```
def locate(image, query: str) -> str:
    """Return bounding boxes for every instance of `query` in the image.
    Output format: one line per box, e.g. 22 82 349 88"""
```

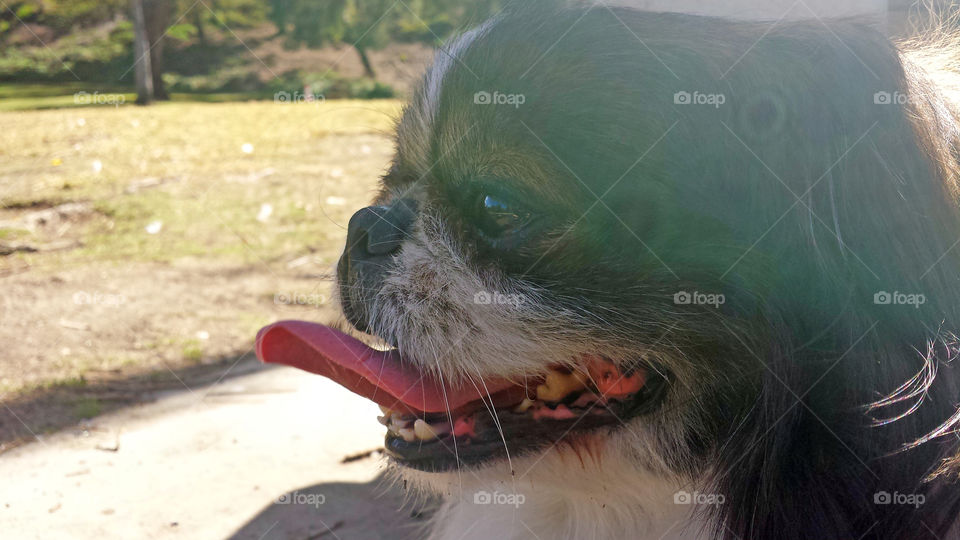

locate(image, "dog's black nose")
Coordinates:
338 199 418 332
344 199 417 260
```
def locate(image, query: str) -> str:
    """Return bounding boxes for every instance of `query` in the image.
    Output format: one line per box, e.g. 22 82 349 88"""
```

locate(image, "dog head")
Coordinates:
263 3 960 538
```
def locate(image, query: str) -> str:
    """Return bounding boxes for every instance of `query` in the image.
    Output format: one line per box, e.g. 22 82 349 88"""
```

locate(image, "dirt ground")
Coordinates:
0 100 400 451
0 259 341 449
0 353 434 539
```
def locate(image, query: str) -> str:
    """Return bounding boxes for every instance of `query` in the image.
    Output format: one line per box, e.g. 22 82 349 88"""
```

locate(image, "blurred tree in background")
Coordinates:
0 0 127 37
269 0 502 79
177 0 268 45
271 0 394 78
130 0 172 103
0 0 503 103
392 0 502 42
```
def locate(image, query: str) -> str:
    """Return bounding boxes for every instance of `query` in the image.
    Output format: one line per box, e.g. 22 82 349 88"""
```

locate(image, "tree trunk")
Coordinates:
192 9 205 46
130 0 153 104
144 0 173 101
355 45 376 79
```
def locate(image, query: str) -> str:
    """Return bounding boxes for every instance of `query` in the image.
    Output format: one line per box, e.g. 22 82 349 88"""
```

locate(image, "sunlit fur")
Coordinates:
335 3 960 538
398 445 704 540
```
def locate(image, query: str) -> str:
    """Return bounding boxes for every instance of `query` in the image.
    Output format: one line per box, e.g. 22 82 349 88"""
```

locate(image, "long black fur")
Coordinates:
413 3 960 538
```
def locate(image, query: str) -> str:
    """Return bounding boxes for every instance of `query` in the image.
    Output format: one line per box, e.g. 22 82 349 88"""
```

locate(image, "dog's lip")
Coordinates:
255 320 530 415
383 367 665 471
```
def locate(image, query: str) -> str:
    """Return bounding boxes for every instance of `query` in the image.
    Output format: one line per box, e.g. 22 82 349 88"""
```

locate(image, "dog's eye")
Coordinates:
476 194 534 240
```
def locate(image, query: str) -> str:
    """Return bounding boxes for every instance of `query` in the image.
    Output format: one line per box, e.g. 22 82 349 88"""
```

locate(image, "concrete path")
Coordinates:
0 360 428 539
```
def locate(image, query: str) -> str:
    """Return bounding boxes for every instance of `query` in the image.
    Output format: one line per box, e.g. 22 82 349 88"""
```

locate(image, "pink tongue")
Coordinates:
255 320 524 415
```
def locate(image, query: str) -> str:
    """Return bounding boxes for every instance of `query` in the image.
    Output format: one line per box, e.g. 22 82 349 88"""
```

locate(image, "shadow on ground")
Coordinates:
229 473 438 540
0 350 262 452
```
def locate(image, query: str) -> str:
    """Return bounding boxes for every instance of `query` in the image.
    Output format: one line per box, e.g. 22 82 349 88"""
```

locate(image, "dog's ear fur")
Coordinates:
442 8 960 536
391 3 960 537
700 18 960 540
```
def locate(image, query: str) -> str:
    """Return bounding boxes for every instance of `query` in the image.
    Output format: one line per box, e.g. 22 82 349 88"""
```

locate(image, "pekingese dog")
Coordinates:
257 2 960 538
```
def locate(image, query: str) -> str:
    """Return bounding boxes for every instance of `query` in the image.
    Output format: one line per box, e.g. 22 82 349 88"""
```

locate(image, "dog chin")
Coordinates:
393 420 680 486
392 427 705 540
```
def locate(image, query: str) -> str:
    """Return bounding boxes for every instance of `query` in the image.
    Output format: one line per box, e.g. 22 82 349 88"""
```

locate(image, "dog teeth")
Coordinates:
380 410 413 433
536 369 586 402
389 416 411 431
378 411 451 442
379 405 393 415
513 397 536 413
413 419 438 440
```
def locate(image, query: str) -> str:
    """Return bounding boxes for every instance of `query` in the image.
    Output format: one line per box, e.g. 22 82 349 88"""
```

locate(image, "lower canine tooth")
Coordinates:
514 398 535 413
414 419 438 440
398 427 416 442
377 415 389 426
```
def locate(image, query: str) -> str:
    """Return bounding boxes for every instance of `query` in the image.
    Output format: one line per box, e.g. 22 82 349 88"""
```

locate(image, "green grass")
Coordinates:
0 83 269 111
181 341 205 363
0 98 401 269
0 83 128 99
0 98 396 399
72 396 102 420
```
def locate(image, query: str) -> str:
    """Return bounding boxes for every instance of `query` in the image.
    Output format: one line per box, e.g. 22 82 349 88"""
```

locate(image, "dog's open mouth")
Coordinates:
256 321 667 471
